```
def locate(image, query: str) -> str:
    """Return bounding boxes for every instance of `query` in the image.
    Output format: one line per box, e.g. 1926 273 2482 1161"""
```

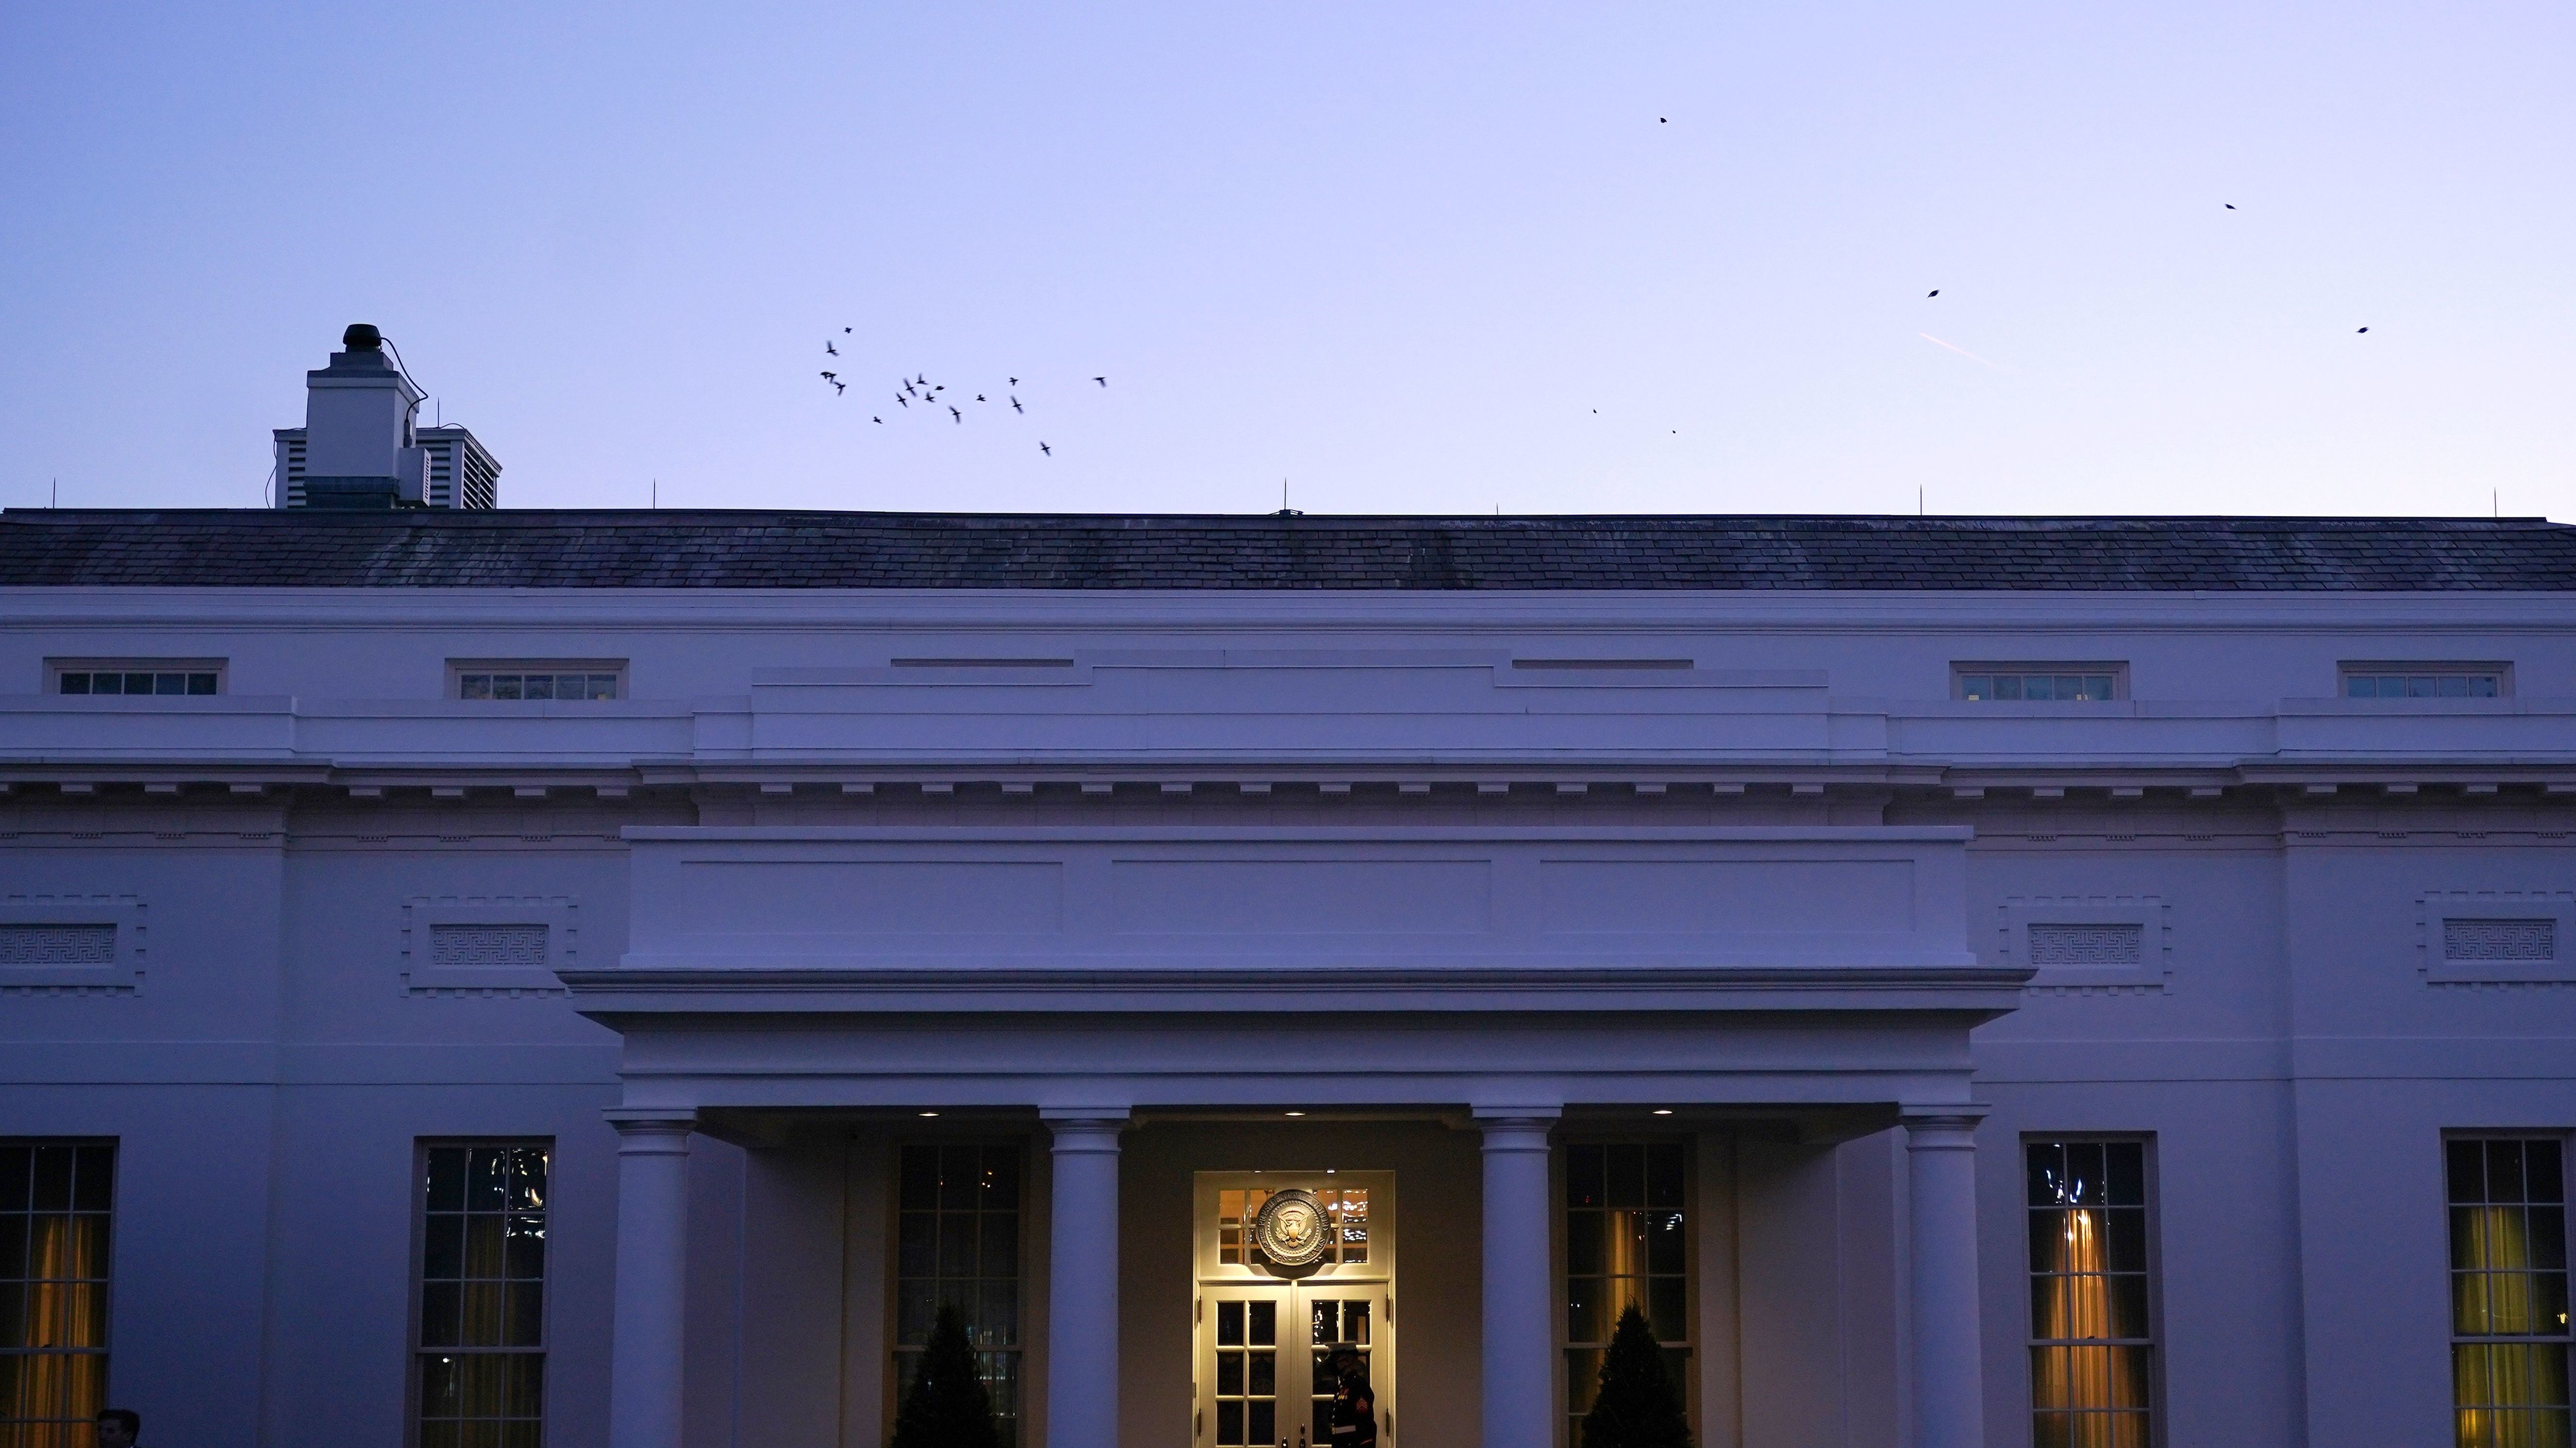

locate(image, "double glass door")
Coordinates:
1200 1283 1387 1448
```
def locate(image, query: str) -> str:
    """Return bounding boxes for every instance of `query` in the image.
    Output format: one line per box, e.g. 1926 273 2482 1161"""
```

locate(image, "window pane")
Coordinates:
493 676 522 700
58 674 90 694
1606 1145 1645 1208
460 675 493 700
1566 1145 1604 1208
2347 676 2377 698
1645 1145 1685 1208
187 673 218 694
1995 675 2023 700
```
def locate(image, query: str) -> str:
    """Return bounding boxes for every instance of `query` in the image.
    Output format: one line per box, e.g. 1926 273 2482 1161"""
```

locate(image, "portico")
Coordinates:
567 822 2022 1448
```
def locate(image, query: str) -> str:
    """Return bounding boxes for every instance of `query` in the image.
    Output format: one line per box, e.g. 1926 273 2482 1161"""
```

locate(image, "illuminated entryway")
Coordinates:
1194 1172 1395 1448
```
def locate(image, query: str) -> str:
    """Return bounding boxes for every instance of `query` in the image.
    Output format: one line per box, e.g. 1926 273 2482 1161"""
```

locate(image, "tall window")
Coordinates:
0 1142 114 1448
416 1142 549 1448
895 1142 1023 1445
2449 1137 2570 1448
1563 1142 1689 1448
2027 1138 2155 1448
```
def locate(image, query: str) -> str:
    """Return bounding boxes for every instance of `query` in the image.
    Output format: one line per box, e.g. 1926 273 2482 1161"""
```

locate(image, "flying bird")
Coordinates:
1010 396 1023 413
949 406 962 422
897 395 908 407
2358 327 2369 333
825 340 838 355
843 327 852 333
1008 377 1018 386
872 416 882 424
1660 117 1667 123
1039 442 1051 456
2225 203 2236 210
976 394 986 402
1928 289 1940 297
830 380 845 395
1093 376 1107 387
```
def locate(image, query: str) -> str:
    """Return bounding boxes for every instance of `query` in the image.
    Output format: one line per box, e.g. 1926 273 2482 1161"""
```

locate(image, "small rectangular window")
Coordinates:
2342 664 2509 699
2448 1136 2570 1448
48 661 222 696
1563 1141 1690 1447
894 1141 1024 1446
2027 1138 2157 1448
1957 667 2123 702
416 1141 550 1448
0 1141 116 1445
450 663 625 702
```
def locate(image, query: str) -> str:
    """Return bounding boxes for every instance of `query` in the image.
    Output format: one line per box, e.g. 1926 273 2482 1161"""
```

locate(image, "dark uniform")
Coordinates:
1328 1358 1378 1448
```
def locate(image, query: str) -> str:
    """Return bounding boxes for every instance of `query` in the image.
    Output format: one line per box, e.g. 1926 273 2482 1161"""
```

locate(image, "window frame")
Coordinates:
884 1134 1031 1448
1558 1137 1695 1448
447 660 629 703
45 658 226 697
2443 1131 2572 1448
1952 663 2128 703
408 1137 554 1448
2339 662 2513 700
2022 1134 2165 1448
0 1138 118 1446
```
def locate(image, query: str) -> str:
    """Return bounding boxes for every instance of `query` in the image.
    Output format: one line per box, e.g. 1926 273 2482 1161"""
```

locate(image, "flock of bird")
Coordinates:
818 328 1100 456
808 126 2377 458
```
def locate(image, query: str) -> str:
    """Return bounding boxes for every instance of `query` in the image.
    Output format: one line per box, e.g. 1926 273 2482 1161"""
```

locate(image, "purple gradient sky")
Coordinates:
3 4 2570 518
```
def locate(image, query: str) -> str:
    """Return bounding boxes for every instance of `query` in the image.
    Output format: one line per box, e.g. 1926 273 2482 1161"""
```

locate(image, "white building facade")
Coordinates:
3 508 2574 1448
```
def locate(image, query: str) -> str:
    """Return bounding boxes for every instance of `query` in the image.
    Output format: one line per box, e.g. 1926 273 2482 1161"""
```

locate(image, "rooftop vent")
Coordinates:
272 325 500 509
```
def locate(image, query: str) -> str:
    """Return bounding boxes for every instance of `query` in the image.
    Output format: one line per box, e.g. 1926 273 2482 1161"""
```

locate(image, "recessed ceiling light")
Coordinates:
1651 1109 1674 1116
1285 1111 1307 1118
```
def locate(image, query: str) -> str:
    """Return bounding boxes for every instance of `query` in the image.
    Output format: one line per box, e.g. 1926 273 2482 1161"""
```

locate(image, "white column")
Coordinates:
1903 1108 1989 1448
1044 1111 1128 1448
1478 1109 1560 1448
606 1110 696 1448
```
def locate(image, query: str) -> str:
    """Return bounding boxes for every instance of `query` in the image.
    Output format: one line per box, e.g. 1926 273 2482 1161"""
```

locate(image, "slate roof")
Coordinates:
4 510 2575 591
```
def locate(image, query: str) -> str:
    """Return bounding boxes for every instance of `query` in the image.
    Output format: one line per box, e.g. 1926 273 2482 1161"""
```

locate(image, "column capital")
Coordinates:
604 1109 698 1153
1473 1107 1560 1153
1900 1104 1989 1150
1042 1109 1130 1152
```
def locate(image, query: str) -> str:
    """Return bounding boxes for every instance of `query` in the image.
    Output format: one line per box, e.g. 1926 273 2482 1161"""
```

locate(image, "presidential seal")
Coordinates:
1251 1188 1332 1267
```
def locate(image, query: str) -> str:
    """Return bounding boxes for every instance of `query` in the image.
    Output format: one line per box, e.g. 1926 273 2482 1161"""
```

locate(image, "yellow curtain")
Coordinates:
2032 1209 2147 1417
2454 1205 2570 1448
6 1215 107 1448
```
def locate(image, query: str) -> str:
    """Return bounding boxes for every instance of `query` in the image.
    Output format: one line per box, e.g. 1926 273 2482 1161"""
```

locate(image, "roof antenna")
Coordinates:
1918 485 1925 517
51 477 58 508
1276 478 1301 517
652 479 658 510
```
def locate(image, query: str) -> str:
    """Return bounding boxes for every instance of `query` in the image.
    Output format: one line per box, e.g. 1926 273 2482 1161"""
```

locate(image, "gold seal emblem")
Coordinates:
1252 1188 1331 1267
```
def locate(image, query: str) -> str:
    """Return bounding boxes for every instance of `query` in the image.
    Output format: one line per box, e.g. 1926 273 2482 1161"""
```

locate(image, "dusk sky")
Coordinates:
3 3 2570 519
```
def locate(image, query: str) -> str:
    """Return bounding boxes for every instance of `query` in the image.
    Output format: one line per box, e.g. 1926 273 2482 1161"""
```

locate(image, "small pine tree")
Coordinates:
890 1302 1002 1448
1579 1302 1693 1448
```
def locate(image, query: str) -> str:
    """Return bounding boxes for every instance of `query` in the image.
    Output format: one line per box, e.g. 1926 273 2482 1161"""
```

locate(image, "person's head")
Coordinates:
96 1409 139 1448
1330 1347 1363 1378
